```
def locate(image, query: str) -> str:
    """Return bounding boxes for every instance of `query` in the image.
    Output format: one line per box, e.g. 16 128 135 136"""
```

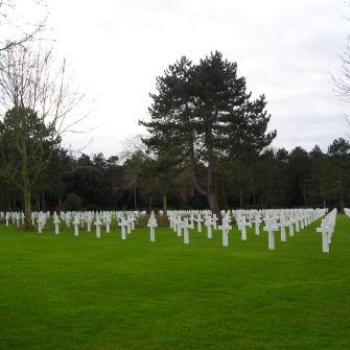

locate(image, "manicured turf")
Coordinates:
0 215 349 350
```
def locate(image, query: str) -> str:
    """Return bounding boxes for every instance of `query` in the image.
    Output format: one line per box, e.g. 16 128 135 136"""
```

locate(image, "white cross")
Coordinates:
183 218 190 245
147 212 158 242
73 216 80 237
119 217 127 240
204 215 213 239
264 218 278 250
95 215 102 239
53 213 60 235
219 215 232 248
279 214 287 242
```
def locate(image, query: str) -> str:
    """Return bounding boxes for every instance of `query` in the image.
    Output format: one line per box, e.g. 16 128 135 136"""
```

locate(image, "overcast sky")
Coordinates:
41 0 350 156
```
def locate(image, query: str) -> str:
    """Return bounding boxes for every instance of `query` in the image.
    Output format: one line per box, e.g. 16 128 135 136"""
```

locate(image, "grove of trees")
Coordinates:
0 137 349 213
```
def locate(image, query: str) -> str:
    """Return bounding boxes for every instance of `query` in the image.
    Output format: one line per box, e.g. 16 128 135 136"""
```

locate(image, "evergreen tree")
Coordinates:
141 51 276 216
0 106 59 228
328 138 350 211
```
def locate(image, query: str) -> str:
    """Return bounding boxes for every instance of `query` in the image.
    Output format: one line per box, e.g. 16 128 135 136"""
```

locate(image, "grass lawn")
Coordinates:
0 214 349 350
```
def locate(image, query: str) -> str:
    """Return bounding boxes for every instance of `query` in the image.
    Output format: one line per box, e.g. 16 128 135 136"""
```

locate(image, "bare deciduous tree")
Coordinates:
333 38 350 102
0 0 47 53
0 44 87 228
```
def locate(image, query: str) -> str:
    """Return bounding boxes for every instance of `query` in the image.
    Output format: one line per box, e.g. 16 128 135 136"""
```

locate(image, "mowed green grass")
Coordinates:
0 215 349 350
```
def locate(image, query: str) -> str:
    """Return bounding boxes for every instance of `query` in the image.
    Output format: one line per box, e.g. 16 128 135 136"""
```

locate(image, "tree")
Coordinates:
64 193 82 211
333 35 350 103
39 147 72 210
288 147 310 207
0 45 85 228
308 146 329 207
0 106 59 227
141 51 276 216
0 1 46 53
121 150 146 210
328 138 350 211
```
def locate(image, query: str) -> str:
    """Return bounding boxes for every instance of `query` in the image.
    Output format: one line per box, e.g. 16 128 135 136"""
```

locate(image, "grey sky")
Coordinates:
42 0 350 156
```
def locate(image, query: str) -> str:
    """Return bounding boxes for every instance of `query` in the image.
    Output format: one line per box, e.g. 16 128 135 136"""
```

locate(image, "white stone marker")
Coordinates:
204 215 213 239
238 216 248 241
219 215 232 248
176 216 182 237
105 216 111 233
147 211 158 242
95 215 102 239
86 217 92 232
264 219 278 250
37 213 46 234
15 214 20 228
169 213 174 230
119 218 127 240
316 219 332 254
255 216 261 235
212 214 218 230
288 218 295 237
183 218 190 245
65 214 71 228
295 217 300 233
73 216 80 237
196 214 203 233
279 215 287 242
189 214 195 229
130 215 136 230
127 216 132 234
53 213 60 235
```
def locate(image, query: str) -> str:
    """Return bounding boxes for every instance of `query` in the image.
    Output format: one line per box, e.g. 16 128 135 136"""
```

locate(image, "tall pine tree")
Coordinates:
141 51 276 215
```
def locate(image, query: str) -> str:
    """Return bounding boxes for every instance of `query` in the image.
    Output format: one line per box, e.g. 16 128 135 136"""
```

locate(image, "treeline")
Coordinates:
0 137 349 212
0 49 349 220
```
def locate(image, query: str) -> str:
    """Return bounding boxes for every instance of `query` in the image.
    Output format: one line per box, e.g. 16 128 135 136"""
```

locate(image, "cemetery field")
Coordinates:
0 216 349 350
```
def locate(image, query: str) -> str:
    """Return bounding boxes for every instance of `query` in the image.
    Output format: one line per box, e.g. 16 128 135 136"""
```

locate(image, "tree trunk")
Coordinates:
162 192 167 212
42 192 46 212
207 159 221 219
23 187 32 229
239 191 244 208
339 187 345 212
133 184 137 210
58 195 62 210
36 195 40 211
303 182 307 207
339 172 344 212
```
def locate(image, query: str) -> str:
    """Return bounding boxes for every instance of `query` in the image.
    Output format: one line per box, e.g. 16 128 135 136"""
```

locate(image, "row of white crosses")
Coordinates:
168 212 191 244
316 208 337 253
167 208 326 250
29 210 144 238
232 209 327 250
344 208 350 218
36 212 50 233
1 212 25 227
168 210 220 243
1 209 327 251
168 210 233 246
262 209 326 250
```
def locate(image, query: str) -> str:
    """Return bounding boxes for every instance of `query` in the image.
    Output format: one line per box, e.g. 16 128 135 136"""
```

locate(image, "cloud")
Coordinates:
45 0 350 155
